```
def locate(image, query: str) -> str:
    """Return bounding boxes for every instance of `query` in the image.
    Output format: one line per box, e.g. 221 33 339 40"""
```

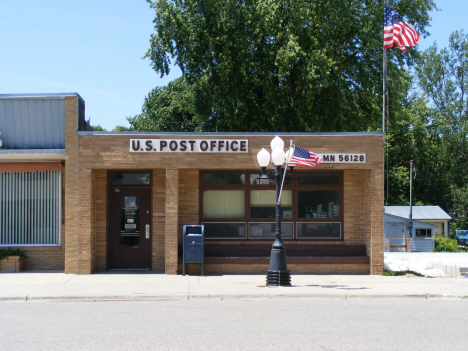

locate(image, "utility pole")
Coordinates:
408 160 413 238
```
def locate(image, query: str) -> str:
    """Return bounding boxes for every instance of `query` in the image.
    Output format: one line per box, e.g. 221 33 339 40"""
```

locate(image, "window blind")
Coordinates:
0 170 61 246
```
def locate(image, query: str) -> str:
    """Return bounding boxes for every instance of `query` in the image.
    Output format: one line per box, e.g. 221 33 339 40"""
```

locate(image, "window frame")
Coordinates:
200 170 343 241
0 169 62 247
415 228 432 238
109 171 152 188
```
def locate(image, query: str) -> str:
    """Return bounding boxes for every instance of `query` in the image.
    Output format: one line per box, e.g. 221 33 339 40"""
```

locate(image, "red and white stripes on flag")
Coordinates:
288 145 322 168
384 4 419 52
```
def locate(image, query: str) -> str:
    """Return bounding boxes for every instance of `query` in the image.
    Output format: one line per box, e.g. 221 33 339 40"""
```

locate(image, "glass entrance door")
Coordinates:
108 187 151 269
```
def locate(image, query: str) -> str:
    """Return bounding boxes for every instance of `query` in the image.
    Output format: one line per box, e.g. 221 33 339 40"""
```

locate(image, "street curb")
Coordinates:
0 293 464 303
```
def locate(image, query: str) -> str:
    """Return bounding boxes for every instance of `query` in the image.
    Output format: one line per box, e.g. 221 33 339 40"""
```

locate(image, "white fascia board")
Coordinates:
0 149 65 161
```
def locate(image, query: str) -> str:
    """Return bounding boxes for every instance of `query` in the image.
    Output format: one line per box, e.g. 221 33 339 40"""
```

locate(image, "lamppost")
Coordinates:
256 136 294 286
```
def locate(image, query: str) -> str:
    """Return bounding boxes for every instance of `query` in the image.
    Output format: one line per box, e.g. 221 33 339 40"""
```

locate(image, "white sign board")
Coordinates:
130 139 248 153
318 154 366 163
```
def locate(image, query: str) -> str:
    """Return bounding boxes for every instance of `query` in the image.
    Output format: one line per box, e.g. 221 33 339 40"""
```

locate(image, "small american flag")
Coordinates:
384 4 419 52
288 146 322 168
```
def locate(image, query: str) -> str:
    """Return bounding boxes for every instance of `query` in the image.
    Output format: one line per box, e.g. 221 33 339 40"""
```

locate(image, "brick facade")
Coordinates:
3 97 384 275
71 130 383 275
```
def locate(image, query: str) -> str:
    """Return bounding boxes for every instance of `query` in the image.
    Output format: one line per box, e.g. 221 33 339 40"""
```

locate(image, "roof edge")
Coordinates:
0 93 84 103
79 131 384 137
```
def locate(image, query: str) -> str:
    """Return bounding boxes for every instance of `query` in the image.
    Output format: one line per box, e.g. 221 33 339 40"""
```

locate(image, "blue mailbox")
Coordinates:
183 225 204 276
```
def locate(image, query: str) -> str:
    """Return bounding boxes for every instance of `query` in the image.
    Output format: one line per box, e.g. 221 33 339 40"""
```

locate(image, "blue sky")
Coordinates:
0 1 466 131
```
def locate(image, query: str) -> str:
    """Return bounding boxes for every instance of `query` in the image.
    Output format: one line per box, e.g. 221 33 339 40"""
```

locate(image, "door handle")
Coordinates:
145 224 150 239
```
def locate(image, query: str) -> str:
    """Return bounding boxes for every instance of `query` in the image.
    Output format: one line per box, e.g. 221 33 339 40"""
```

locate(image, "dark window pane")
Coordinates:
250 173 292 185
297 223 341 239
120 196 139 248
298 191 339 218
416 229 431 238
249 223 293 238
298 173 339 185
250 190 292 219
202 172 245 185
203 223 247 239
111 172 150 185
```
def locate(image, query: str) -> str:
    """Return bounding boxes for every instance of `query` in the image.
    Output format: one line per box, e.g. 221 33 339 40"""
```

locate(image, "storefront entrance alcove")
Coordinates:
108 172 152 270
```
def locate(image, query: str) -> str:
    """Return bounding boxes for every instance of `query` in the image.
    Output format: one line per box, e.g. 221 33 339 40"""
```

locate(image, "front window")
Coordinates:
200 171 342 240
297 190 339 218
203 190 245 218
250 190 292 218
416 229 432 238
0 170 61 246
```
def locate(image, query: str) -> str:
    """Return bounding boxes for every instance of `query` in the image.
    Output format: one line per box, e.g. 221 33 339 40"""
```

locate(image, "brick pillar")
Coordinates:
365 169 384 275
78 168 93 274
94 170 108 271
152 170 166 272
64 96 79 274
165 169 179 274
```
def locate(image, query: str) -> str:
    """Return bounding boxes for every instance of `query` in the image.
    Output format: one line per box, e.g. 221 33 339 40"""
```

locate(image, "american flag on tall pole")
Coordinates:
384 4 419 52
288 145 322 168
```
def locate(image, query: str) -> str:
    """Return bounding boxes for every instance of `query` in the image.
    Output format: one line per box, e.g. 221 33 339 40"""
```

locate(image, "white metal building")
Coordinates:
384 206 452 252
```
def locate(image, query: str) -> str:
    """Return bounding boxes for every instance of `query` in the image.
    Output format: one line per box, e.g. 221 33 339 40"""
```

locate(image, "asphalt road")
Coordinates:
1 299 467 350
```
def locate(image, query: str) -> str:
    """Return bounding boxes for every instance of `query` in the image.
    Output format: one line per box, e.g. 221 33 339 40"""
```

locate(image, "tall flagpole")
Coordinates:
383 0 388 136
383 0 389 205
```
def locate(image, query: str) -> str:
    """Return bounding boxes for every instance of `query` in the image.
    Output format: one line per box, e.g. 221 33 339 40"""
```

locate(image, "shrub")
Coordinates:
0 248 28 260
433 234 460 252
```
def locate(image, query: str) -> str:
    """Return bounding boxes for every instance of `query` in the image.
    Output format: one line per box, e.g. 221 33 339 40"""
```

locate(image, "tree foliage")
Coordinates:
414 31 468 226
128 77 205 132
144 0 435 132
91 124 106 131
386 30 468 232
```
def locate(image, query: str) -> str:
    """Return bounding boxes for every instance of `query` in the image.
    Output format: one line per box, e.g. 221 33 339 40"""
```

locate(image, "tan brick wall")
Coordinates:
365 169 384 275
19 247 64 270
78 134 381 172
153 170 166 272
75 133 383 275
77 168 93 274
165 169 179 274
343 170 366 245
64 96 79 273
94 170 107 271
178 170 199 242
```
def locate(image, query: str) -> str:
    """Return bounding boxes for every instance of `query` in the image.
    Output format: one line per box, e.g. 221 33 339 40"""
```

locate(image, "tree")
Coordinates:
145 0 435 132
91 124 106 131
385 30 468 231
415 30 468 186
128 77 206 132
113 77 207 132
413 30 468 225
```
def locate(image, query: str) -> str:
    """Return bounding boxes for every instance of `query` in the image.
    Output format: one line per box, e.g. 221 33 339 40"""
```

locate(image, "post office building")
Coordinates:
0 94 384 275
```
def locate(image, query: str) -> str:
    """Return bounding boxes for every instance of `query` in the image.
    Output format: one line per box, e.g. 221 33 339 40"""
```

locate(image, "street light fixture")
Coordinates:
256 136 295 286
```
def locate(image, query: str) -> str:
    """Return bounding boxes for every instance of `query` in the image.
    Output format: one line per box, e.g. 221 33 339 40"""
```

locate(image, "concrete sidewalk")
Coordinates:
1 271 468 302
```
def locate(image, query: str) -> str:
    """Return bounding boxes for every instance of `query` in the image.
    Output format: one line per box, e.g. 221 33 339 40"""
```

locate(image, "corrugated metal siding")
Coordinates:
0 98 65 149
411 238 434 252
384 206 452 220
